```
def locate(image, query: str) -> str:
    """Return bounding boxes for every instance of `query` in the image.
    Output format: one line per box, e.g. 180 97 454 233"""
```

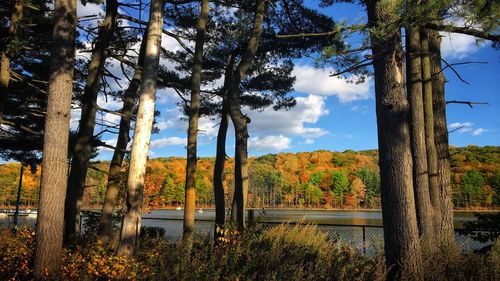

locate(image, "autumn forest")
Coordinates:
2 146 500 210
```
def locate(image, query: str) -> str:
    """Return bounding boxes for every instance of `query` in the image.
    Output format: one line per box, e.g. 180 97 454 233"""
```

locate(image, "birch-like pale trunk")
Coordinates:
97 29 148 243
183 0 210 240
34 0 76 278
117 0 164 258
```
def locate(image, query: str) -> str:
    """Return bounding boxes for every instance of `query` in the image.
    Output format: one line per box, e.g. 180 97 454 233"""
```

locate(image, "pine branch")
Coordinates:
276 24 366 40
425 23 500 42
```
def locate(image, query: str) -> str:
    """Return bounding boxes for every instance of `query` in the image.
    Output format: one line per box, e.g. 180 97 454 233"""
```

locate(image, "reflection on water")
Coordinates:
142 209 479 228
0 209 484 228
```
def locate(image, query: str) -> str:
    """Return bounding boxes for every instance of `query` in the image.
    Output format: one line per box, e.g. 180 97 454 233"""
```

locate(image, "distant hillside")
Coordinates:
1 146 499 209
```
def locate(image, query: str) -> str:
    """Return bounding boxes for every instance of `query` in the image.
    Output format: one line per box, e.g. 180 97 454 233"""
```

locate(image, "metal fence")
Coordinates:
1 211 496 255
140 217 496 255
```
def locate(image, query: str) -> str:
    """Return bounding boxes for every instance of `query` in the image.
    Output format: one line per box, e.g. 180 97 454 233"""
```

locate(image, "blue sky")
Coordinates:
73 0 499 160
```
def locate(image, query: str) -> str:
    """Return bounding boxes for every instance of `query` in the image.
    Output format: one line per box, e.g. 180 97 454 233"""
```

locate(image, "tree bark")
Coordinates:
64 0 119 241
97 28 149 243
213 53 236 240
213 107 229 238
117 0 164 258
0 0 24 125
33 0 76 278
405 26 435 244
228 0 266 230
421 30 439 211
183 0 209 240
429 29 454 245
366 1 423 280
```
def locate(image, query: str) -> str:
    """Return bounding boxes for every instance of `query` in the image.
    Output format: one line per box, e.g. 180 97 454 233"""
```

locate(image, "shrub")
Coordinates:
421 239 500 281
0 228 35 280
2 224 499 281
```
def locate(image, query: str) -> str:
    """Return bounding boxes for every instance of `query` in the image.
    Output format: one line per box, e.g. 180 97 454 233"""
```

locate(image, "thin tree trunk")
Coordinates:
405 26 435 244
214 107 229 239
429 29 454 245
228 0 266 230
213 53 235 240
421 30 439 211
366 1 423 280
33 0 76 278
0 0 24 125
183 0 209 240
64 0 118 240
117 0 164 258
97 29 149 243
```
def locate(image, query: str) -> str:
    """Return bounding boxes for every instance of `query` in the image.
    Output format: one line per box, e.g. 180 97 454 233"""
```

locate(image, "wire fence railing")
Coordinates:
2 211 496 255
139 217 496 255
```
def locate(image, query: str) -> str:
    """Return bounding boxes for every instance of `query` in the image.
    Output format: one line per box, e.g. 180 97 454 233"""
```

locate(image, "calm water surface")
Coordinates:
0 209 491 248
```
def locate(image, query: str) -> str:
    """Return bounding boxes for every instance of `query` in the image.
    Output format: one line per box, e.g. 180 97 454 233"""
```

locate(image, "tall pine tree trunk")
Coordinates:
0 0 23 125
97 30 148 243
228 0 266 230
183 0 209 240
421 30 439 210
366 1 423 279
117 0 164 258
405 26 435 244
33 0 76 278
429 29 454 244
64 0 118 240
229 105 249 228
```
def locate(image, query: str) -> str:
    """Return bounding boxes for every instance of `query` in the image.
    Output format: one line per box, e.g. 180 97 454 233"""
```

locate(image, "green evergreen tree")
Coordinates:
462 170 486 206
331 171 350 208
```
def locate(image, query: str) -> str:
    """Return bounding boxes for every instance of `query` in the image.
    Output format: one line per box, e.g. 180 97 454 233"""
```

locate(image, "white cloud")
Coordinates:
97 95 123 111
293 65 372 103
440 32 484 59
156 119 175 131
150 136 186 149
448 122 473 133
98 137 117 152
350 104 369 114
472 128 487 136
249 135 291 152
304 138 315 145
100 112 121 126
198 117 219 138
448 122 490 136
245 94 329 140
70 108 82 131
77 0 103 18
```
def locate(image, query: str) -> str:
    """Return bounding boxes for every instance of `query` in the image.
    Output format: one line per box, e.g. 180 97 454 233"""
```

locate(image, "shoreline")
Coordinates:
2 206 500 213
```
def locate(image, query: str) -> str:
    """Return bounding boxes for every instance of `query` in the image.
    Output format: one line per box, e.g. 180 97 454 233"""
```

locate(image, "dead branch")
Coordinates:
446 100 489 108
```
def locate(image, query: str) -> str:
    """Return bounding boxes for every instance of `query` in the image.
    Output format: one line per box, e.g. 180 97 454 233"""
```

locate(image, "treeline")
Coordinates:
3 145 499 209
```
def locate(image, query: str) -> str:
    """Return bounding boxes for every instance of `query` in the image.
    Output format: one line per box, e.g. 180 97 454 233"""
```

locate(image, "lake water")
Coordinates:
1 209 492 253
142 208 479 226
